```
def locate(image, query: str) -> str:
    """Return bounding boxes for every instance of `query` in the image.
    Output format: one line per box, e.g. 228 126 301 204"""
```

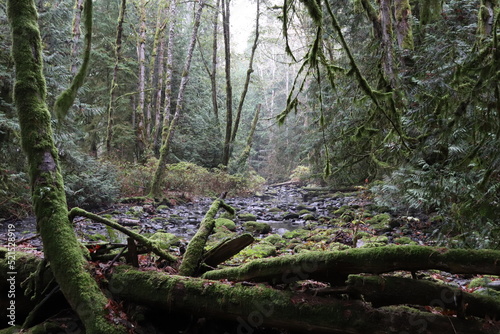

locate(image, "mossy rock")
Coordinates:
215 218 236 231
243 221 271 234
368 213 393 231
238 213 257 221
298 209 311 215
237 242 277 259
282 228 310 240
157 205 169 211
262 234 286 246
268 207 282 213
150 232 180 248
393 236 418 245
302 214 316 221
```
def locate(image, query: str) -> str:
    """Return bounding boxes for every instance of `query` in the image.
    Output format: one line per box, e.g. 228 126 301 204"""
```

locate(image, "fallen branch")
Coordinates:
68 208 177 263
178 198 235 276
201 246 500 283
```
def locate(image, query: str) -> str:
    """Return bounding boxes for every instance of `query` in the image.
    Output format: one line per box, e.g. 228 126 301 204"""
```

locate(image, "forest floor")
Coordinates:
1 184 499 333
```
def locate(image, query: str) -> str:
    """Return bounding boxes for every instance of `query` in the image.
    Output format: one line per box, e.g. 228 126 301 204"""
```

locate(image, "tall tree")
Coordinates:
105 0 127 155
221 0 260 166
149 0 205 198
221 0 233 166
7 0 126 332
135 0 147 159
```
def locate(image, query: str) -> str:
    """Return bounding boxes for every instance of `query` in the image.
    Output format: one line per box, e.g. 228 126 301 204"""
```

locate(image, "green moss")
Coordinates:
236 242 277 259
262 234 285 246
268 207 282 213
282 228 310 239
393 236 417 245
243 221 271 234
150 232 180 249
215 217 236 231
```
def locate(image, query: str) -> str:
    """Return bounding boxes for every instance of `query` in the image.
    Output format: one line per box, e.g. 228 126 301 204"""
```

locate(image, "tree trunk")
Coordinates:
70 0 84 74
152 4 169 155
6 2 126 332
346 274 500 319
135 0 147 159
109 266 495 334
105 0 127 156
149 0 205 198
478 0 496 38
202 246 500 283
419 0 443 26
221 0 233 166
230 0 260 144
210 0 220 122
394 0 414 50
178 197 235 276
379 0 397 89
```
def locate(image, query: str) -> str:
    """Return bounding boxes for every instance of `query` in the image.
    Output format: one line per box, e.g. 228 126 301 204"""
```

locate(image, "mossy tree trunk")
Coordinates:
105 0 127 156
135 0 147 160
7 1 126 333
394 0 414 51
478 0 497 38
149 0 205 198
178 198 235 276
108 266 495 334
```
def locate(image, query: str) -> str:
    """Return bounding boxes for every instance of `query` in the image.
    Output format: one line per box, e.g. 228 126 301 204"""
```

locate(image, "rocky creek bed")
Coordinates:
2 184 500 333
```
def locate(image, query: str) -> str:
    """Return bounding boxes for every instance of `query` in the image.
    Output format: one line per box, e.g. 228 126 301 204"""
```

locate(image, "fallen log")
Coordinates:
178 198 235 276
201 246 500 283
346 274 500 319
68 207 177 263
108 266 496 334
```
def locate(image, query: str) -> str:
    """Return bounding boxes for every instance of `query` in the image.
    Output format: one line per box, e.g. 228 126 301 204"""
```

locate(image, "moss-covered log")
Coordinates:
68 207 177 263
178 198 235 276
109 266 494 334
346 274 500 319
7 2 126 332
202 246 500 283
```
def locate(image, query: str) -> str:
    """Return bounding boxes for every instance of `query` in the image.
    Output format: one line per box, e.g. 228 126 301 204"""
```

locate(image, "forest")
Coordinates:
0 0 499 333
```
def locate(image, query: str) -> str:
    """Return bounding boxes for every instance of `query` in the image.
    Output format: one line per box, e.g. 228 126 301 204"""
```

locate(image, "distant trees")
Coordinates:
278 0 500 247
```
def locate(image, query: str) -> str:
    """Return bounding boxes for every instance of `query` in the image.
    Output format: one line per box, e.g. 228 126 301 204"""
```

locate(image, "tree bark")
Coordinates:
149 0 205 198
105 0 127 156
202 246 500 283
6 2 126 332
